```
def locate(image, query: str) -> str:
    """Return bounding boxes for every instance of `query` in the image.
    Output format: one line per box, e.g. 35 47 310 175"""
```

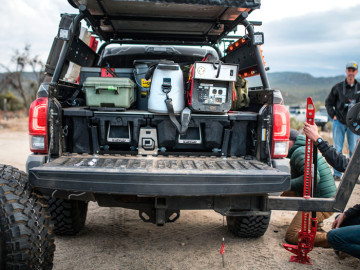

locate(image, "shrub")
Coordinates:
0 91 25 111
324 121 332 133
290 117 303 131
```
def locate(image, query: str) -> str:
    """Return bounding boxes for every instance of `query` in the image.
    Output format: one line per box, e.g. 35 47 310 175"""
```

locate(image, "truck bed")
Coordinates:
29 154 290 196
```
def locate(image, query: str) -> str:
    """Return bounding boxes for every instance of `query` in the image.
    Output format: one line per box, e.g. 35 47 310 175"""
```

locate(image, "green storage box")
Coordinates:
83 77 135 108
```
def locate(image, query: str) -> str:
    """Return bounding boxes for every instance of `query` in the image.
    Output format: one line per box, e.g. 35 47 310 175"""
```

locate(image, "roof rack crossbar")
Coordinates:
78 5 109 41
216 12 249 43
113 32 209 43
95 0 116 33
204 7 229 40
92 15 235 25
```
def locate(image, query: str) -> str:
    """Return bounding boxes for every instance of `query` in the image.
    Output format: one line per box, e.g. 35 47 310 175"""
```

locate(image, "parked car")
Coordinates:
289 105 307 122
315 107 330 130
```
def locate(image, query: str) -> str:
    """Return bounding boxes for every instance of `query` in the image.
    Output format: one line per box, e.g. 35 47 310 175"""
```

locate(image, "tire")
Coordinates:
0 164 55 270
48 198 88 235
226 212 271 238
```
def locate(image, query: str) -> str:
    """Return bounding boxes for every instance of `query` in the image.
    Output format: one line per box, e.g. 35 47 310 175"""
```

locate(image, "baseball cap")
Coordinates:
346 61 358 70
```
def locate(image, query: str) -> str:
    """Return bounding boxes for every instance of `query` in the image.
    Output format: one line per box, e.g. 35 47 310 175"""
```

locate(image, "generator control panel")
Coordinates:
198 83 227 105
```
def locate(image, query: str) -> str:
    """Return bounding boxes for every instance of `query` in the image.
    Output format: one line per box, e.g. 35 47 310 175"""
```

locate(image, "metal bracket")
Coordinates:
268 140 360 212
139 208 180 225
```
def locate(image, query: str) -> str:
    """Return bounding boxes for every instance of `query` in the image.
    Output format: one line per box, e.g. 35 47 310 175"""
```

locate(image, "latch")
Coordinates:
138 127 158 155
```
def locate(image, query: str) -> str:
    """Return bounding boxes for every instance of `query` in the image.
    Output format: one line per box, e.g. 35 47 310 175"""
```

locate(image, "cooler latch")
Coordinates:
162 78 172 94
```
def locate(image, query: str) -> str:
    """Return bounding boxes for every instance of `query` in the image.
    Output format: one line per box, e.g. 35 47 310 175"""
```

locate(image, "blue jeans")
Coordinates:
327 215 360 258
332 120 360 177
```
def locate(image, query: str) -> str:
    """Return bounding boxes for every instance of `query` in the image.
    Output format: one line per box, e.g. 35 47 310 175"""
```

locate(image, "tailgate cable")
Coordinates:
164 92 191 135
283 97 318 265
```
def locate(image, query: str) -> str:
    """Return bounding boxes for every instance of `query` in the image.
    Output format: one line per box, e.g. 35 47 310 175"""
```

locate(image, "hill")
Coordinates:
248 72 345 105
0 71 36 82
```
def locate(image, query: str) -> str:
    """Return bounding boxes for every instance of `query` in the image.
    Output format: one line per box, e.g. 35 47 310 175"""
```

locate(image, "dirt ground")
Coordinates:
0 118 359 269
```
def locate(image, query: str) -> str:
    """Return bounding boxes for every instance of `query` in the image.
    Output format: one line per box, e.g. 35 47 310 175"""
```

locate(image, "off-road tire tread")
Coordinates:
48 198 88 236
0 164 55 270
227 213 271 238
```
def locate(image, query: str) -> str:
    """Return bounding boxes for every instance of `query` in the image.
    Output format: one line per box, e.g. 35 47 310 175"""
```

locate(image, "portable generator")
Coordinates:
187 61 238 113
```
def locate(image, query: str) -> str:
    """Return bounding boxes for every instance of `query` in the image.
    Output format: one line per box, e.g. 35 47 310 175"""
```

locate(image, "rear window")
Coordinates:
99 45 219 68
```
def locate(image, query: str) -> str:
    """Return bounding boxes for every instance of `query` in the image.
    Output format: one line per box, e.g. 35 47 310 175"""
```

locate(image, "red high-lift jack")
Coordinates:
283 97 318 265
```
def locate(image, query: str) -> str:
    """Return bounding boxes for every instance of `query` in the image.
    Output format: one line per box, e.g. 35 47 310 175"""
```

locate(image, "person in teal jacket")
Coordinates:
285 129 337 247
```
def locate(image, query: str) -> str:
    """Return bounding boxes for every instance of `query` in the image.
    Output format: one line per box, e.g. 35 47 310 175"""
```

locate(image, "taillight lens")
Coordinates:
272 104 290 158
29 97 48 153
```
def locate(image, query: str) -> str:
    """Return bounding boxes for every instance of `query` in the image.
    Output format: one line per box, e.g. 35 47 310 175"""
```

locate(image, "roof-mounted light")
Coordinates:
58 28 70 41
252 32 264 46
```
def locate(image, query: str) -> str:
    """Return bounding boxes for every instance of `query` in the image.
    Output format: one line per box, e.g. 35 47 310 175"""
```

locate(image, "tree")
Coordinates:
0 44 45 114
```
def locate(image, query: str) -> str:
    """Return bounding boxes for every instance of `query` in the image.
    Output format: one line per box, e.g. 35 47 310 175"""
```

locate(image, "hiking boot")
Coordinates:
317 222 325 232
333 175 341 181
334 250 348 260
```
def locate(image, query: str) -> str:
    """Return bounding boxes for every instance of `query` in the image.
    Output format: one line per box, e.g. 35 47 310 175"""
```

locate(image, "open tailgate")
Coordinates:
29 154 289 196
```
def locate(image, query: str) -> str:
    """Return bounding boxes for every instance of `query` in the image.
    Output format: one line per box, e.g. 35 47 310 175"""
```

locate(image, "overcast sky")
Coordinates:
0 0 359 77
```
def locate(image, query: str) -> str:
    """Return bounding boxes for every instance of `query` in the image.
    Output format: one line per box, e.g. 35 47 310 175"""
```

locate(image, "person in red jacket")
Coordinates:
304 122 360 259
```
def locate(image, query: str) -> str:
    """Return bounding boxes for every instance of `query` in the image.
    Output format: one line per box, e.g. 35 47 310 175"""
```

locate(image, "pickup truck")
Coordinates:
32 0 288 236
29 0 291 237
5 0 359 269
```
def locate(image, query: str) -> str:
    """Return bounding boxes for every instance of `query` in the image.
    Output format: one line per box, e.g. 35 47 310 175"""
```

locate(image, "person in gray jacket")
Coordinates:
325 61 360 181
304 122 360 259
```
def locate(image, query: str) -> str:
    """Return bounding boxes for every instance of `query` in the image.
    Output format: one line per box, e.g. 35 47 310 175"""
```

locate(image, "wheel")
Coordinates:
226 212 271 238
48 198 88 235
0 164 55 270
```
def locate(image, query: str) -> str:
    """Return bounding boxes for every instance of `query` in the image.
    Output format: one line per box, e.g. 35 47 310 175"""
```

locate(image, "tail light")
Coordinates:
29 97 48 153
272 104 290 158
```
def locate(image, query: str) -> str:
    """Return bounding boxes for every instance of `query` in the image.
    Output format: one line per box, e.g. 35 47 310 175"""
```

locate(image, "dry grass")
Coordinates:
320 130 350 155
0 117 28 132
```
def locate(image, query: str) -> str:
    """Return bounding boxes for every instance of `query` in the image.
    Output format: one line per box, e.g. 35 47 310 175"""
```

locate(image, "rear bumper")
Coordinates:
26 154 47 174
29 154 290 196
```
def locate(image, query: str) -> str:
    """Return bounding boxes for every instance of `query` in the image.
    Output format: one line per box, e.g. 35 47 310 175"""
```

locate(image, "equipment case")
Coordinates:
83 77 135 108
